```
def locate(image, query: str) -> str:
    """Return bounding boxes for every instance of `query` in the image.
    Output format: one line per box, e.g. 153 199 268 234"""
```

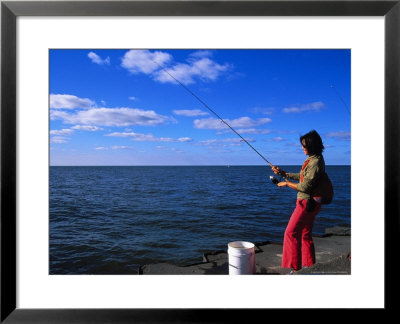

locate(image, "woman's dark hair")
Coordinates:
300 130 324 155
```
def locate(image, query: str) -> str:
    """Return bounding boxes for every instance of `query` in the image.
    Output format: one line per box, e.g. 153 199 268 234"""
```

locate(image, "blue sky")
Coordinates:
49 49 350 166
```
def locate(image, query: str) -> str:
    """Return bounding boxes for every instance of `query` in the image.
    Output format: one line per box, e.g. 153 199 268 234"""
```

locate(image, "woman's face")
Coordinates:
301 139 309 155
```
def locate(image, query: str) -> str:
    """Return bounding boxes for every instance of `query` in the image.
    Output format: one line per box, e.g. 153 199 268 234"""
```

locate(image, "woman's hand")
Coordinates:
278 178 298 191
272 166 287 177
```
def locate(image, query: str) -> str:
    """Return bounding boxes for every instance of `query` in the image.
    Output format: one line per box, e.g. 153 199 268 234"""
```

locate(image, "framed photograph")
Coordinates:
2 0 398 321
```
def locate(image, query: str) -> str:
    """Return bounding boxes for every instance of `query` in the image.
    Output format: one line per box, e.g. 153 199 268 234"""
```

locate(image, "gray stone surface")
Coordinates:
140 227 351 275
295 253 351 275
325 226 351 236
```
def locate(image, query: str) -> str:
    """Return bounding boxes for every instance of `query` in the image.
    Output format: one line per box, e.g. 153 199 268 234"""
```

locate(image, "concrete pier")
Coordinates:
140 226 351 275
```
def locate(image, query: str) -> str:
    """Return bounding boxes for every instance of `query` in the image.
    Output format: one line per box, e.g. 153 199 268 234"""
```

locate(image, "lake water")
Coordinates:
49 165 350 274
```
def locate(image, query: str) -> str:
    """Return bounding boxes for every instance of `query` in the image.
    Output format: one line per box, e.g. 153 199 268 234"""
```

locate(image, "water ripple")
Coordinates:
50 166 350 274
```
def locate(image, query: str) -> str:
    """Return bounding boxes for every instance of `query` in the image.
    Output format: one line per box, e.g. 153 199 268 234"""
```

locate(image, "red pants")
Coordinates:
282 199 321 271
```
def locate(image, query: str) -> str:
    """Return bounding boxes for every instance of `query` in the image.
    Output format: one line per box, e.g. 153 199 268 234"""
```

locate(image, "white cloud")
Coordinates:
194 117 272 130
50 129 74 136
111 146 132 150
71 125 103 131
121 50 231 85
129 96 138 101
121 50 172 74
50 110 69 120
51 107 171 127
173 109 209 117
194 118 227 130
88 51 110 65
282 101 326 113
50 94 96 109
188 50 213 59
50 136 69 144
155 58 230 85
325 131 351 141
106 131 192 143
95 145 133 150
235 128 271 135
177 137 192 142
106 131 174 142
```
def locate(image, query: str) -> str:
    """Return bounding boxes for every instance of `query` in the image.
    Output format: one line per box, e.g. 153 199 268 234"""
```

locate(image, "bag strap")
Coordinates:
300 158 310 183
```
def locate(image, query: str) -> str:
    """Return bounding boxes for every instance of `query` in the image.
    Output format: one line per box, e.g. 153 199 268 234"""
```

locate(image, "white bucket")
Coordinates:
228 241 255 275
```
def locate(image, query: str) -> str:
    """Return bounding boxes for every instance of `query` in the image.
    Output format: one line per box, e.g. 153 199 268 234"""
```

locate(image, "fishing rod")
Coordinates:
153 60 274 168
330 85 351 115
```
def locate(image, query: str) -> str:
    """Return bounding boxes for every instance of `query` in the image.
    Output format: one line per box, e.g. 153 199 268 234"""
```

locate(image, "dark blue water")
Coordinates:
49 166 350 274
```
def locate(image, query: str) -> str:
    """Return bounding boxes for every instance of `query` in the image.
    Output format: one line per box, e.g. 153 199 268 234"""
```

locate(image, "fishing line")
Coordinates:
330 85 351 115
153 60 274 167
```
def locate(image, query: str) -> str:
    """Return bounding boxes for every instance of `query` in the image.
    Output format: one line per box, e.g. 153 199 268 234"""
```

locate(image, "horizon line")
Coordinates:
49 164 351 167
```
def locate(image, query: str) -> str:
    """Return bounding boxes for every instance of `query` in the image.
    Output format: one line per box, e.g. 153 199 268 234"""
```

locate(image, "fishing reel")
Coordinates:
270 174 288 186
270 175 282 185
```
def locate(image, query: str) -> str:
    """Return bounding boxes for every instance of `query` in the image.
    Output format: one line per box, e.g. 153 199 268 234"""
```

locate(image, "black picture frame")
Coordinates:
1 0 399 321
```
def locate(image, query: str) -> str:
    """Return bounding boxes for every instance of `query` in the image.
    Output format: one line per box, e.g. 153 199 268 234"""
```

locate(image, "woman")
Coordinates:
272 130 326 274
